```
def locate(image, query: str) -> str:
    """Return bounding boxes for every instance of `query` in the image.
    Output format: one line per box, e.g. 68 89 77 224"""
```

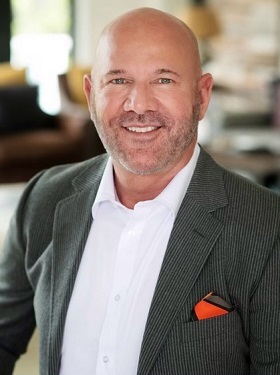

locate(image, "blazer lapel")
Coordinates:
48 156 108 374
137 148 228 375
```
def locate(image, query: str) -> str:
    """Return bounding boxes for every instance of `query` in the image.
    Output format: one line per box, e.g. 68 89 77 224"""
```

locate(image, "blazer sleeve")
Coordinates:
0 177 40 374
249 235 280 374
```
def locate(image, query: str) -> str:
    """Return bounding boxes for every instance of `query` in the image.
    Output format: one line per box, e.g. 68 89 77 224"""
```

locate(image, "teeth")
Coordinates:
127 126 157 133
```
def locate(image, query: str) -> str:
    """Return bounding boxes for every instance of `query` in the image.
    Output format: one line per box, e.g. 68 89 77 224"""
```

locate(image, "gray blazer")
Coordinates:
0 147 279 375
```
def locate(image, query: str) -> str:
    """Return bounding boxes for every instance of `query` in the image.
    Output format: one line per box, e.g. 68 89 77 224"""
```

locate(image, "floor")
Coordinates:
14 331 39 375
0 183 39 375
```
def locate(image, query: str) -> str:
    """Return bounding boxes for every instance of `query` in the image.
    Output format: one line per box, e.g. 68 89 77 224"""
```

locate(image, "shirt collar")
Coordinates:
92 157 116 218
92 144 200 218
154 144 200 216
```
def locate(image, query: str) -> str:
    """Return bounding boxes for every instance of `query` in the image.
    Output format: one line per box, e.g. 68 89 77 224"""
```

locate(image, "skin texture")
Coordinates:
84 8 213 208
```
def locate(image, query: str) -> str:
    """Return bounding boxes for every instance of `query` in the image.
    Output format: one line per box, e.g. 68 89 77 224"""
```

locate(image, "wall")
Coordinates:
73 0 185 66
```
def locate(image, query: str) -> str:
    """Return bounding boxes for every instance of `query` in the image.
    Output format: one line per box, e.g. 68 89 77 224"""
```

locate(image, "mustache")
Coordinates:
110 111 170 127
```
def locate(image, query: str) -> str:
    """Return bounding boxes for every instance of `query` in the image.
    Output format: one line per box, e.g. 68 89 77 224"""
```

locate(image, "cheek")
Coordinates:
160 96 193 120
156 87 195 115
95 91 125 119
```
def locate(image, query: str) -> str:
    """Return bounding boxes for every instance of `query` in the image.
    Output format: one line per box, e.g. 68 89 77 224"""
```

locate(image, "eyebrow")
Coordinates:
105 68 181 78
155 69 181 78
105 69 126 76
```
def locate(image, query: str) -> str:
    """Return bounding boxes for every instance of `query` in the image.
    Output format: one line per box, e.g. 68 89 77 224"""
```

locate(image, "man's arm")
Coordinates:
0 349 18 375
250 236 280 374
0 183 37 375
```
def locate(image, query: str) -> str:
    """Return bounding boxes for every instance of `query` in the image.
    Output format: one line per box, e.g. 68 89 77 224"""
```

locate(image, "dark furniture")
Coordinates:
0 82 105 183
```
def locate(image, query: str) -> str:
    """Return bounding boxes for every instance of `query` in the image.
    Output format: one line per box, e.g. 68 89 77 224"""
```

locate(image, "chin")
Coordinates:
118 158 168 176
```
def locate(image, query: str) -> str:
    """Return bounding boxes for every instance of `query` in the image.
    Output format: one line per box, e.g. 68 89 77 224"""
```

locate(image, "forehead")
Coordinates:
94 29 195 77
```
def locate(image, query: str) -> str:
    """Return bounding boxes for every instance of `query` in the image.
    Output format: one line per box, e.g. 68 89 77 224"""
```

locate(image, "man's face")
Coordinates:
85 26 212 176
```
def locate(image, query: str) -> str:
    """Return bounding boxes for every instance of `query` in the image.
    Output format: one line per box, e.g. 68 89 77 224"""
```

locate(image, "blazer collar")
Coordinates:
72 154 109 192
187 147 228 211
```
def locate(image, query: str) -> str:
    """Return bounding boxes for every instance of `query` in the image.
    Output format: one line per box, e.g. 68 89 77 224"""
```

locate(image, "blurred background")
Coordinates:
0 0 280 373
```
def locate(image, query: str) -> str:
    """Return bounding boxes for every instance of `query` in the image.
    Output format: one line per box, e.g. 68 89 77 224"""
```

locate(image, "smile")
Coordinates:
127 126 158 133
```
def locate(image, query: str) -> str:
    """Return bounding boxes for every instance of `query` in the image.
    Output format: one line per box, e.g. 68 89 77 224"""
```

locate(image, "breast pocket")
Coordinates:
152 311 249 375
177 310 249 375
180 309 242 343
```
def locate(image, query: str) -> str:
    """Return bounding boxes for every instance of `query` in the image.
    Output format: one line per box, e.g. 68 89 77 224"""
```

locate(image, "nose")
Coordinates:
123 83 158 114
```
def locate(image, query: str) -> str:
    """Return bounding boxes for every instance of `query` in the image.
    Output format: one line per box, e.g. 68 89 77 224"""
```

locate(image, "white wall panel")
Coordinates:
74 0 173 66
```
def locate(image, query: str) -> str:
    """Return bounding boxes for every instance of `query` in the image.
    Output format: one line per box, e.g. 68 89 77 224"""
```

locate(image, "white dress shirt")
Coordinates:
59 145 200 375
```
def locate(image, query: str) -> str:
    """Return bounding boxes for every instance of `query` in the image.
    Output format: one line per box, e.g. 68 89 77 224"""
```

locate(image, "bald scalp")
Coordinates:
93 7 202 78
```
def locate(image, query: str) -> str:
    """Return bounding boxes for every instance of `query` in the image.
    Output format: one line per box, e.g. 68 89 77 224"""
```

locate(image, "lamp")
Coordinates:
179 0 221 63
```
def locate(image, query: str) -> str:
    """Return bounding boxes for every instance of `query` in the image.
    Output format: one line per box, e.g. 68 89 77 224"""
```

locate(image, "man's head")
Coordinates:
84 7 213 176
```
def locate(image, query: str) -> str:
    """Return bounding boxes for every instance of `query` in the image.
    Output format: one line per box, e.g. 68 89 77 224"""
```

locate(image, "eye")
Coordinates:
110 78 127 84
158 78 174 84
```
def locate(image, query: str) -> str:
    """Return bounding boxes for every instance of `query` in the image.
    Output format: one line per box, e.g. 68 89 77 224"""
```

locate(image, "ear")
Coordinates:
198 73 213 121
83 73 93 110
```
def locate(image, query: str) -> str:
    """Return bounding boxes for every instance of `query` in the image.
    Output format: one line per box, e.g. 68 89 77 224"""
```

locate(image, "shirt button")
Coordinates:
114 294 121 302
128 229 135 237
103 356 109 363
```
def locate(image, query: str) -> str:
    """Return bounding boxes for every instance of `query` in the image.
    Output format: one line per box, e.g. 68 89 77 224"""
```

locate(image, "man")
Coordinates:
0 7 279 375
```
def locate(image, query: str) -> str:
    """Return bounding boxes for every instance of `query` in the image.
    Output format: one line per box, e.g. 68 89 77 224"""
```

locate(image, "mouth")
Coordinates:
126 126 159 133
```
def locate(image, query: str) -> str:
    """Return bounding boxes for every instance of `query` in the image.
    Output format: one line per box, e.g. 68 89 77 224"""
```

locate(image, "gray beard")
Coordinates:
90 96 201 175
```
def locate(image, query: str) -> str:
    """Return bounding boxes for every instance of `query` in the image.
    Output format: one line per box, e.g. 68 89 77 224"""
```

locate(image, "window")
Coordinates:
10 0 73 113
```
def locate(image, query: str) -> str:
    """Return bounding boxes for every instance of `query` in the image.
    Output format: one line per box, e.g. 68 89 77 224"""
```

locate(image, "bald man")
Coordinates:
0 8 279 375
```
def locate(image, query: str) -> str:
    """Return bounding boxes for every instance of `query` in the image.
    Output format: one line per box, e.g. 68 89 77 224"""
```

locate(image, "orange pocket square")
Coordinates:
192 292 234 321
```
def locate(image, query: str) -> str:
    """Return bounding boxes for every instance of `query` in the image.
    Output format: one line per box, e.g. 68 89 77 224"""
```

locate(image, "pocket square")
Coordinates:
192 292 234 321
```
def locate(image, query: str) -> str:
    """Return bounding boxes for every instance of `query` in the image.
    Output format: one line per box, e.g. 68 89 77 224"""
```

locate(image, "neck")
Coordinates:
113 171 171 209
112 149 195 209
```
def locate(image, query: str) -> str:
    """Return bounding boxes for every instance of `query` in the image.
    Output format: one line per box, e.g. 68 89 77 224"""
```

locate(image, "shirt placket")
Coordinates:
95 209 144 375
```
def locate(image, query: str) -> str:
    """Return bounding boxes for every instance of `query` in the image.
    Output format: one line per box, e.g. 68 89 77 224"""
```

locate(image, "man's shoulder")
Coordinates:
201 147 280 199
21 153 109 209
195 147 280 217
221 160 280 207
39 153 109 186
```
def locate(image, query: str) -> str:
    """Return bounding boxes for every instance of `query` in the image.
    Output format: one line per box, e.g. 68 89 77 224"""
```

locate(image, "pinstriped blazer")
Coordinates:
0 147 279 375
